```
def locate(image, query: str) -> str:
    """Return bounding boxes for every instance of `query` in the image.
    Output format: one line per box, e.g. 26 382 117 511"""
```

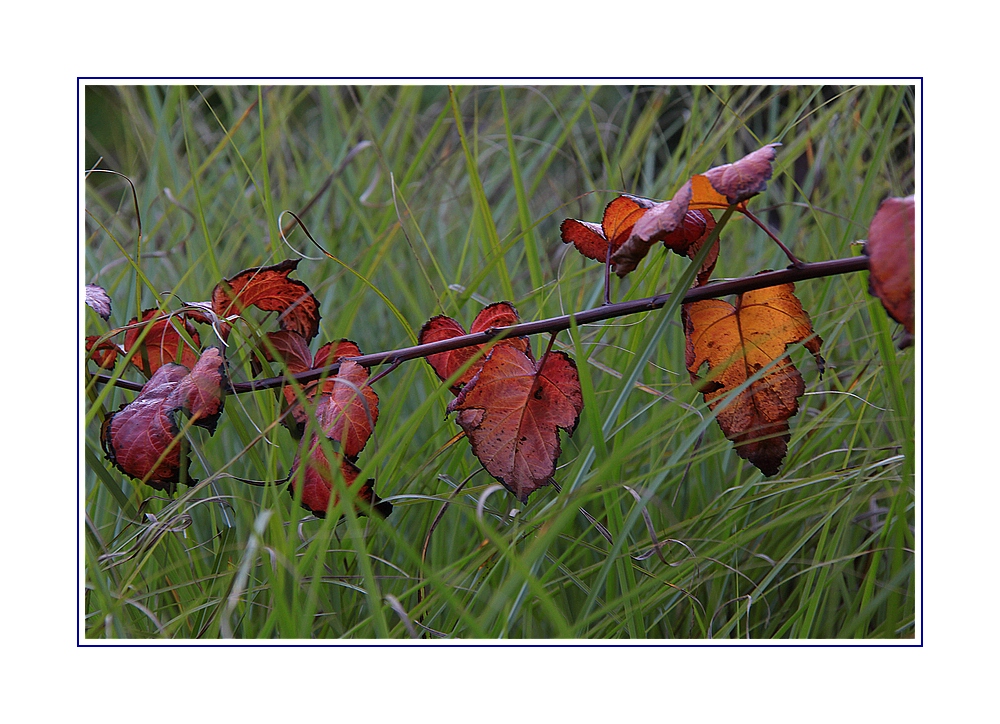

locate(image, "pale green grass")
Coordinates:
84 84 915 639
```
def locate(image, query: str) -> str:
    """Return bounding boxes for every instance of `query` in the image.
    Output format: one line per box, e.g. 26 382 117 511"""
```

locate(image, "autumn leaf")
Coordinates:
86 284 112 320
312 360 379 459
124 309 201 374
609 185 720 281
211 259 321 341
418 302 529 394
289 440 391 518
560 195 654 263
86 335 121 369
700 143 781 205
101 347 228 491
447 344 583 503
272 338 371 441
683 281 822 476
865 195 915 335
250 329 315 378
613 144 780 276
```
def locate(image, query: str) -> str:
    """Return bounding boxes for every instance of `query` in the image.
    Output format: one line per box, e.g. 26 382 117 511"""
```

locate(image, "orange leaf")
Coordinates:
683 282 823 476
865 195 915 335
124 309 201 374
560 195 653 263
211 259 321 341
446 345 583 503
289 440 391 518
611 182 719 282
418 302 529 394
101 347 228 491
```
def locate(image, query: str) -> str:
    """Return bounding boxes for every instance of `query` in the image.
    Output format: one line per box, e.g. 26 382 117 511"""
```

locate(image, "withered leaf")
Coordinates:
211 259 321 342
289 440 391 518
124 309 201 374
610 182 719 282
683 281 823 476
86 284 112 320
101 347 228 491
560 195 652 263
251 329 314 378
701 143 781 205
447 344 583 503
865 195 915 335
418 302 529 394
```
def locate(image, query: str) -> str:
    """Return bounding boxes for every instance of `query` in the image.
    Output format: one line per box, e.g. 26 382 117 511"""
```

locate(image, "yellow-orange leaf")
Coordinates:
683 281 822 476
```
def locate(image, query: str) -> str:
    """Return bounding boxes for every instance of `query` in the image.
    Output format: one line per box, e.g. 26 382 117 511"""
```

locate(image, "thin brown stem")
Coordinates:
89 254 869 394
742 207 806 268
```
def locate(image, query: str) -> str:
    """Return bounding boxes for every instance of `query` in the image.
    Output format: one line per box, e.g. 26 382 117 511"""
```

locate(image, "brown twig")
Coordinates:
89 255 869 394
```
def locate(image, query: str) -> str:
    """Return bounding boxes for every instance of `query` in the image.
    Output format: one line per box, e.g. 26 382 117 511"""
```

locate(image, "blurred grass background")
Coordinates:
84 84 915 639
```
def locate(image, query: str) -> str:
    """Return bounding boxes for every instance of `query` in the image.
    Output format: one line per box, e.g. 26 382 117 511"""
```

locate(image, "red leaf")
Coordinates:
124 309 201 374
289 440 391 518
446 345 583 503
211 259 321 341
277 338 374 446
101 347 228 491
418 302 529 394
313 360 379 459
86 335 121 369
865 195 915 335
251 330 314 377
683 282 822 476
86 284 112 320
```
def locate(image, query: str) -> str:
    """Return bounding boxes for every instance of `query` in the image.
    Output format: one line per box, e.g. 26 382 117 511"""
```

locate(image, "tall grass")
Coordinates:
83 84 915 639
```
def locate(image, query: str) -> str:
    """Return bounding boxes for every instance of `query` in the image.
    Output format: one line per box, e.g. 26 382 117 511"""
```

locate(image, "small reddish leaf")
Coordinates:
280 338 371 442
865 195 915 335
101 347 228 491
560 196 652 263
313 339 363 369
314 360 379 459
418 302 529 393
701 143 781 205
86 284 112 320
683 282 822 476
86 336 121 369
446 345 583 503
124 309 201 374
251 330 314 377
289 440 391 518
211 259 321 342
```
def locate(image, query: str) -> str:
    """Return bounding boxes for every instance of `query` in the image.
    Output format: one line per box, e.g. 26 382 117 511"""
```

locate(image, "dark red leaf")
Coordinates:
124 309 201 374
86 336 121 369
418 302 529 394
865 195 915 335
211 259 321 341
446 345 583 503
101 347 228 491
289 440 391 518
